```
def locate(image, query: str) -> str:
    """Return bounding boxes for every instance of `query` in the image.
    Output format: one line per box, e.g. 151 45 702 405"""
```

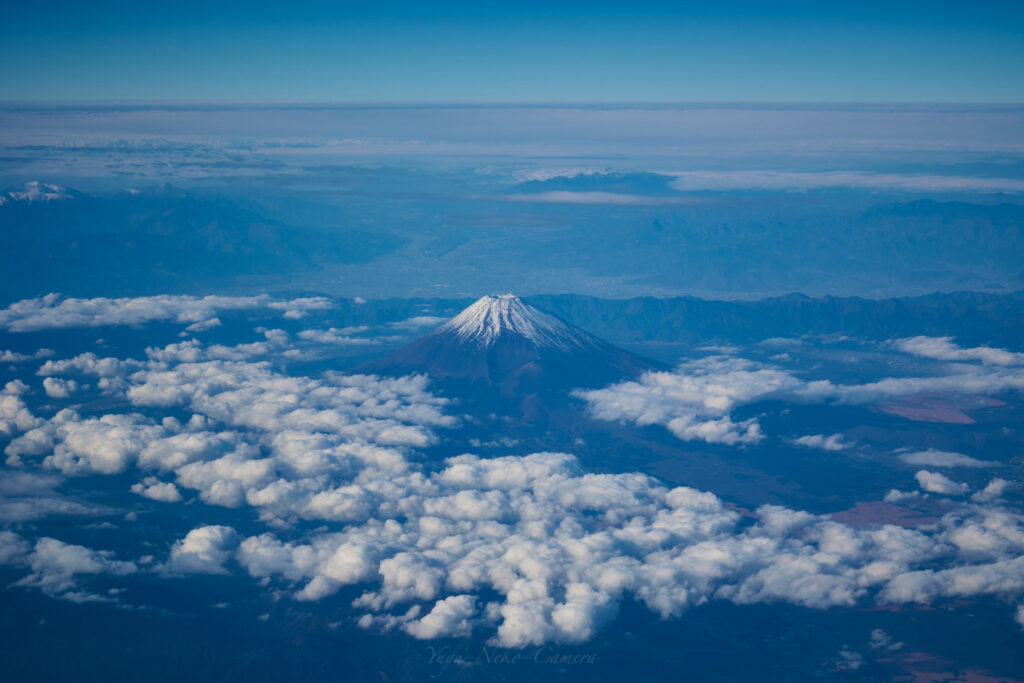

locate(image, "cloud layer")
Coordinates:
668 170 1024 194
1 333 1021 646
577 348 1024 446
0 294 334 333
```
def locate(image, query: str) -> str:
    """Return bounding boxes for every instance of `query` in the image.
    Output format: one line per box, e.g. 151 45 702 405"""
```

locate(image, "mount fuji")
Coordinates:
363 294 662 394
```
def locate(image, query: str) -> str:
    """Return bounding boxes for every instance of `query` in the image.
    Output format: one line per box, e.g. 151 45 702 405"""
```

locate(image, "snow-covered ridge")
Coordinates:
437 294 594 350
3 181 72 204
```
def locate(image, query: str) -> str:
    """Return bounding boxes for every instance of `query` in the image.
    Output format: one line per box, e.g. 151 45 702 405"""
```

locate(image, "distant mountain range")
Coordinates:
527 290 1024 349
4 178 1024 311
0 182 403 300
308 290 1024 360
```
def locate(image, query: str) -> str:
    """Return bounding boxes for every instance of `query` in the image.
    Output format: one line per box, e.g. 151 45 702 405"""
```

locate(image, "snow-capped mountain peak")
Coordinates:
5 181 72 203
361 294 663 393
438 294 588 350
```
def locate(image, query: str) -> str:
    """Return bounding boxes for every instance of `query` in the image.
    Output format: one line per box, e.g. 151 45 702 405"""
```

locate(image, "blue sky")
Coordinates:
2 0 1024 102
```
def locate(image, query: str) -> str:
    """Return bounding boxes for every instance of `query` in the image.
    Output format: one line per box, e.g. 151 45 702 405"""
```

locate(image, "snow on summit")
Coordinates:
362 293 662 391
438 294 591 350
4 181 72 203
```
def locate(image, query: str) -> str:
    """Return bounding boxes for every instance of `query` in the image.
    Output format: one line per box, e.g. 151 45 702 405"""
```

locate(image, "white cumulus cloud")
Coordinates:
915 470 970 496
899 449 995 469
164 525 239 575
792 434 850 451
898 337 1024 366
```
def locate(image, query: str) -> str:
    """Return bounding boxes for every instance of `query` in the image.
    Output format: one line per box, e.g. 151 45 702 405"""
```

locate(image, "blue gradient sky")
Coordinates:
2 1 1023 102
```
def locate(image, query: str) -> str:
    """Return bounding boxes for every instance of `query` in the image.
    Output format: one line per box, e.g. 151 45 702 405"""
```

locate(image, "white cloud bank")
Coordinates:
898 337 1024 366
0 294 334 333
3 333 1023 646
182 452 1024 647
577 350 1024 446
498 192 696 206
0 348 54 363
575 357 796 445
668 170 1024 194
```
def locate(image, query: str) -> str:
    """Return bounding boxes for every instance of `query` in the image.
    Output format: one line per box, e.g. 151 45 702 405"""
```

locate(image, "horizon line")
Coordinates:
3 99 1024 110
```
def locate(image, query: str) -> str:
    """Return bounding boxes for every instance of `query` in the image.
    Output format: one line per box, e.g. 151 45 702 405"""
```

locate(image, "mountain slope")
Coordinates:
363 294 662 393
